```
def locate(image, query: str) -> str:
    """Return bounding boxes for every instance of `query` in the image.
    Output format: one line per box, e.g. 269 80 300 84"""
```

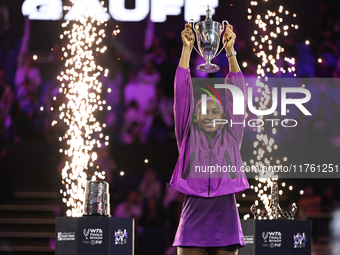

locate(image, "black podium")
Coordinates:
239 219 311 255
55 217 134 255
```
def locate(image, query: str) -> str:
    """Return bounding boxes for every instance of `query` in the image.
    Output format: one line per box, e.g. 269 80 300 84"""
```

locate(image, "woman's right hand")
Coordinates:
179 23 195 68
181 23 195 51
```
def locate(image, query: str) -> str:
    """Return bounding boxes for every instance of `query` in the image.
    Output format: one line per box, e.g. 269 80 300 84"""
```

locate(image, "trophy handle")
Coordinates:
187 19 204 58
214 20 229 58
220 20 229 32
188 19 198 33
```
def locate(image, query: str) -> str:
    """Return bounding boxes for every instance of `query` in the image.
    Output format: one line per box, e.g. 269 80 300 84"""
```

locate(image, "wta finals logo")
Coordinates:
294 232 306 248
262 231 269 242
115 229 128 245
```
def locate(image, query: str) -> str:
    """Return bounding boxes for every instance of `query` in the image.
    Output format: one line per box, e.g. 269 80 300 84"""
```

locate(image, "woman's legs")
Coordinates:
177 247 239 255
208 249 238 255
177 247 207 255
207 245 239 255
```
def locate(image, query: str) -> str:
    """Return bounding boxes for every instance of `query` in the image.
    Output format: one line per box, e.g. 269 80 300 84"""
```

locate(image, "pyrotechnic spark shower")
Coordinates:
56 0 120 217
242 1 300 220
248 2 298 77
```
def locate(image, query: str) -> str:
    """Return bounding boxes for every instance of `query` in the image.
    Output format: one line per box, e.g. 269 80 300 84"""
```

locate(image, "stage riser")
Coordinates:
55 217 134 255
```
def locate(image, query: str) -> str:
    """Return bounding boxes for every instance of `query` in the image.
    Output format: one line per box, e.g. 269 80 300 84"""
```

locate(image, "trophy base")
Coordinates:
197 63 220 73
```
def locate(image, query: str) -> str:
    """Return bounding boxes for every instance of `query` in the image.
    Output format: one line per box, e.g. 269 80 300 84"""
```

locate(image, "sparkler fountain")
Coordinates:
244 1 299 220
56 0 119 217
55 2 134 255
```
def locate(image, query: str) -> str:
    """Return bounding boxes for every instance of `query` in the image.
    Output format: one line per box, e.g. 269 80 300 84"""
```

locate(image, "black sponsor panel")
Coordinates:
78 217 110 254
240 219 256 255
288 220 311 254
56 217 78 255
110 217 134 255
240 219 311 255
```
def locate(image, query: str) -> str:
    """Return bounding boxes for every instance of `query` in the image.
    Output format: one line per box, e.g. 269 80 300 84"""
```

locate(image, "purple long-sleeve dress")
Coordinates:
169 66 249 247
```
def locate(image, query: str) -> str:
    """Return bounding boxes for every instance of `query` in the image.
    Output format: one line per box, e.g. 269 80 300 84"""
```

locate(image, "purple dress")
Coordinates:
173 193 244 247
170 66 249 247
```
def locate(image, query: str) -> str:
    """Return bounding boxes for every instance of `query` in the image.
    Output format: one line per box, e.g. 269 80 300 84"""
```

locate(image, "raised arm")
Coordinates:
223 24 246 147
174 24 195 149
223 24 240 73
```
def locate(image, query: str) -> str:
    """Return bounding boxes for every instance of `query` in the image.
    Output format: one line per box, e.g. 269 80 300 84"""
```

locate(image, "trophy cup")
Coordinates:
188 5 229 73
83 180 110 217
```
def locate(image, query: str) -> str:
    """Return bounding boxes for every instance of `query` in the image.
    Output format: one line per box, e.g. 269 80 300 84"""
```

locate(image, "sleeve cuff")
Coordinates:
177 65 191 74
226 70 243 79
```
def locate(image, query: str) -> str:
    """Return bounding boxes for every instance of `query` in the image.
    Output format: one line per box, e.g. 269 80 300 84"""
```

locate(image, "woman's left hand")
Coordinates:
223 24 236 54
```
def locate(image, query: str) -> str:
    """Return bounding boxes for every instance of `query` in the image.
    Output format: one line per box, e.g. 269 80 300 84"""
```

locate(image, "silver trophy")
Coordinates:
83 181 110 217
189 5 229 73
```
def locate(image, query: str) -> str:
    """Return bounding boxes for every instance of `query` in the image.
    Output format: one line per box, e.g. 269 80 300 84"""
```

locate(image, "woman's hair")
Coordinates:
194 96 224 115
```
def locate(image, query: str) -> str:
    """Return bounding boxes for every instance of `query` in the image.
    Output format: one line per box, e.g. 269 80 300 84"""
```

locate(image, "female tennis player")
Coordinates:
168 23 249 255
